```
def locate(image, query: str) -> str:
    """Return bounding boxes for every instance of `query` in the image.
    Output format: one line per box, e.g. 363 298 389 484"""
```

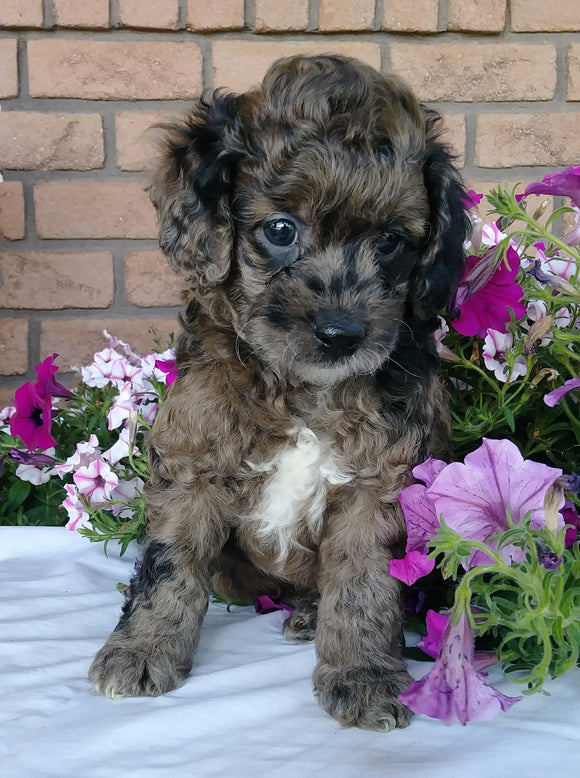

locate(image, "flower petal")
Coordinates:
389 550 435 585
543 377 580 408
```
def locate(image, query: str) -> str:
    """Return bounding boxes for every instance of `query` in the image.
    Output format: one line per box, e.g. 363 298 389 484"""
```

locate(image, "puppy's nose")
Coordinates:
314 315 367 359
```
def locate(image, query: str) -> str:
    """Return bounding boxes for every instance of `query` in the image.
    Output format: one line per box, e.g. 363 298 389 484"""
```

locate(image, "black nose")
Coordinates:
314 315 367 359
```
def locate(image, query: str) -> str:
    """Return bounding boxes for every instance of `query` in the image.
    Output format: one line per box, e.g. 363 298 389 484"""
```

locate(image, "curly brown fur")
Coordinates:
89 55 469 731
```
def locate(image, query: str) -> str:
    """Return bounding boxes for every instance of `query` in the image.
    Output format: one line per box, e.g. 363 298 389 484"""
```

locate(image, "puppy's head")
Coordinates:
151 55 469 386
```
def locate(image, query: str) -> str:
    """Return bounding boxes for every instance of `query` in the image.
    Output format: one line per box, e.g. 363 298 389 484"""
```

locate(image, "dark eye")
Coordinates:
263 218 297 247
377 232 401 256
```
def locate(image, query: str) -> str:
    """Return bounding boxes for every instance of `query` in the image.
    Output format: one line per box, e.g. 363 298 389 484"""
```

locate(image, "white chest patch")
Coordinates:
245 427 352 563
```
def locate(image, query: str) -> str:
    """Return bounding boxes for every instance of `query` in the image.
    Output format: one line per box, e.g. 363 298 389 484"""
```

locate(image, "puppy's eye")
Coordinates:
263 218 298 247
377 232 401 256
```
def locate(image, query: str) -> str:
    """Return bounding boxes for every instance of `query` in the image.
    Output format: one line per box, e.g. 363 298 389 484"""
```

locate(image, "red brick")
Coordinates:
119 0 178 29
0 385 17 409
254 0 309 32
439 114 466 167
212 41 381 92
0 182 25 240
448 0 506 32
382 0 439 32
52 0 109 28
318 0 375 31
41 318 178 370
0 252 114 310
115 111 178 172
124 251 183 307
475 113 580 168
187 0 244 31
562 209 579 238
568 43 580 101
511 0 580 32
34 182 158 240
0 319 28 376
27 40 202 100
390 43 556 102
0 39 18 98
0 112 103 170
0 0 43 27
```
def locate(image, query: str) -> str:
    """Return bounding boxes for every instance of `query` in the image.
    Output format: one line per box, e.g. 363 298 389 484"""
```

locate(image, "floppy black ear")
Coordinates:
412 113 470 323
149 93 243 290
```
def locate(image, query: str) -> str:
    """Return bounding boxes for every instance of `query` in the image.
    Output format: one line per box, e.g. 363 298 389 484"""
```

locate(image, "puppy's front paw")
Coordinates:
313 663 413 731
89 637 188 699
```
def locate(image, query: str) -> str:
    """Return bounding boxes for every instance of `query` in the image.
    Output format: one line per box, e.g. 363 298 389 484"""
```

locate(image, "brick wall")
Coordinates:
1 0 579 403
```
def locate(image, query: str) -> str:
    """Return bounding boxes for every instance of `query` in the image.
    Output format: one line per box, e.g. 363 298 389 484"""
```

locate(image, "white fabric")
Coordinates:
1 526 580 778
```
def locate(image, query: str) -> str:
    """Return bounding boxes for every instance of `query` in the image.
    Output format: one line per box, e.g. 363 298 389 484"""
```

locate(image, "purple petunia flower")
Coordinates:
9 382 57 451
562 501 580 547
543 377 580 408
451 247 526 337
389 458 447 585
34 353 74 400
8 449 57 466
428 438 564 567
254 595 293 617
417 609 497 673
524 166 580 210
392 439 565 581
399 609 521 725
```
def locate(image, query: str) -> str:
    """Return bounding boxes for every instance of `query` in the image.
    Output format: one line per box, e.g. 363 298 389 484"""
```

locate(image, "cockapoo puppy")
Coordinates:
90 54 468 731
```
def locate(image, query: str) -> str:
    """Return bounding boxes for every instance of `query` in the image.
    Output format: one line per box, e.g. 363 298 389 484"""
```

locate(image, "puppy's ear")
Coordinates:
413 111 470 322
149 94 243 289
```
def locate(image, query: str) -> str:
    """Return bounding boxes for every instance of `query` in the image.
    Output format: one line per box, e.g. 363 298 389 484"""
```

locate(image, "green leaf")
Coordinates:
6 479 32 512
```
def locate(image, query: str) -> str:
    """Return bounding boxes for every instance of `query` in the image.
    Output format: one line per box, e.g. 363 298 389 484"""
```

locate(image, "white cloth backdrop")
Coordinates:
1 526 579 778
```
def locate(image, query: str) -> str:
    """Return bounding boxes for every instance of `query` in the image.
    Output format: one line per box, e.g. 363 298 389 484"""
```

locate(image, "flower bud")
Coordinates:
543 481 564 539
532 200 549 221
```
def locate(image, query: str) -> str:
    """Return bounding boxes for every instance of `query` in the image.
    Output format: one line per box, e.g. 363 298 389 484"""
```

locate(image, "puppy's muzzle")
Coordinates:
314 313 367 360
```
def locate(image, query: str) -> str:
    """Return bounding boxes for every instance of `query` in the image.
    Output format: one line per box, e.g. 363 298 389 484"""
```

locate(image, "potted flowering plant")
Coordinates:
389 168 580 724
0 168 579 727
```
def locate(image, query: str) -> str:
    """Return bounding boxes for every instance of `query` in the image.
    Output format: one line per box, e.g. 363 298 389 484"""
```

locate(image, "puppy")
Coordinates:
89 55 468 731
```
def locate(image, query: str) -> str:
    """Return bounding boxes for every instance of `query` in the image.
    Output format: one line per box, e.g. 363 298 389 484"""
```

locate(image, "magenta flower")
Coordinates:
562 501 580 547
417 610 450 659
543 377 580 408
34 353 74 399
390 549 435 585
463 190 483 209
428 438 563 567
417 609 497 673
524 166 580 209
451 247 526 337
390 458 447 585
255 595 293 616
154 357 177 386
9 382 57 451
399 609 521 725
